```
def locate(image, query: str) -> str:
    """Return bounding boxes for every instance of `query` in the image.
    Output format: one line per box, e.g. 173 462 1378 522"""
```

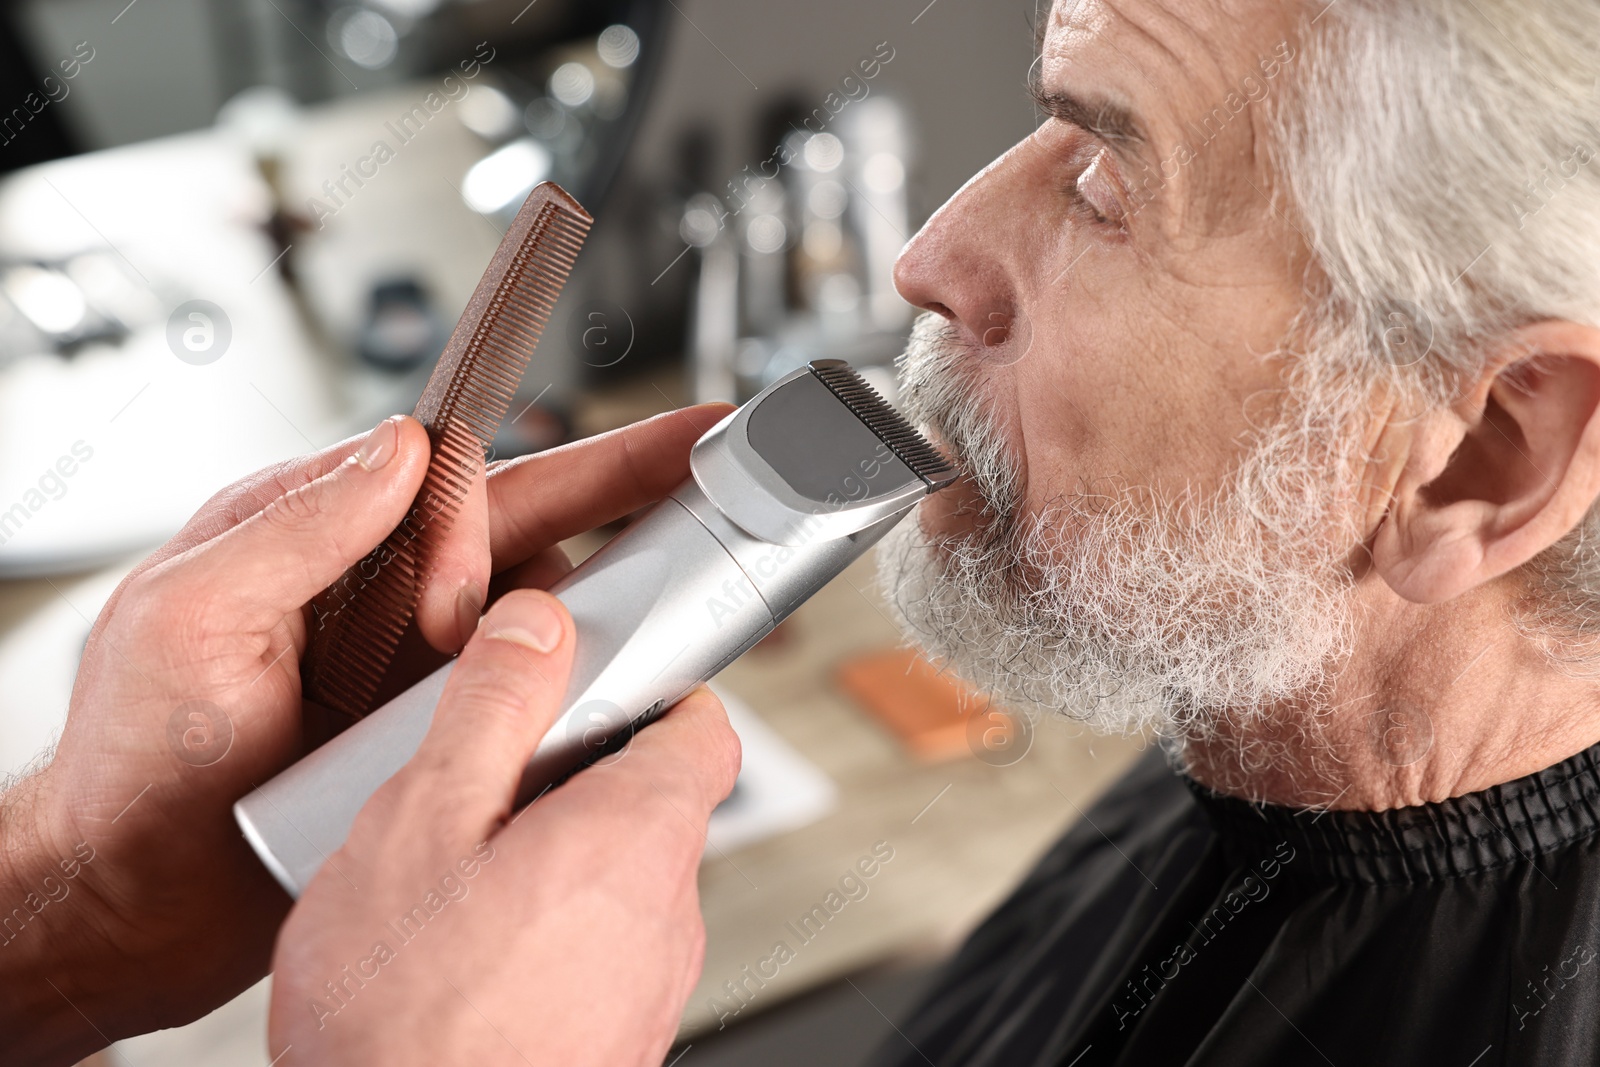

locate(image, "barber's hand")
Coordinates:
0 403 729 1066
269 590 740 1066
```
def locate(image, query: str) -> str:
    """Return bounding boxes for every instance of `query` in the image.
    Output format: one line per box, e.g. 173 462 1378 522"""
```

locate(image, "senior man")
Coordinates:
867 0 1600 1064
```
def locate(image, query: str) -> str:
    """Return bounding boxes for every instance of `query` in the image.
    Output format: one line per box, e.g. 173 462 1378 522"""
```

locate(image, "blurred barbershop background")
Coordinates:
0 1 1143 1063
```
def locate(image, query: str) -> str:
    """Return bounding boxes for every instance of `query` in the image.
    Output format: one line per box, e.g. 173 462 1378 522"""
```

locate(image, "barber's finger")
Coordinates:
542 687 742 833
167 416 431 621
608 687 742 819
486 403 732 570
386 589 575 842
411 453 490 654
110 431 371 611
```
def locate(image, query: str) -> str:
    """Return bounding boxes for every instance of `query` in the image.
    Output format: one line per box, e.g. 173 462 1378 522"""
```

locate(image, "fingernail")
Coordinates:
455 582 485 644
355 417 399 471
484 594 563 654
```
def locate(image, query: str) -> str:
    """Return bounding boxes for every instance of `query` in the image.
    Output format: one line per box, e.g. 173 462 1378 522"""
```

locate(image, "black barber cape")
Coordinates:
871 744 1600 1066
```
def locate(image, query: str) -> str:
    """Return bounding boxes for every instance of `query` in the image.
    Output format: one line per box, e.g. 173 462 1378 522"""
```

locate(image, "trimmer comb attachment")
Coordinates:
301 182 593 724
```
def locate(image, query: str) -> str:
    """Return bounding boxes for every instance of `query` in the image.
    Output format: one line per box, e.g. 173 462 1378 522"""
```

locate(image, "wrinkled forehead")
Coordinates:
1041 0 1304 235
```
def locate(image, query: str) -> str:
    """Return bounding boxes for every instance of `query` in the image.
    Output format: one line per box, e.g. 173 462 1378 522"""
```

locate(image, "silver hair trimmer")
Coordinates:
235 360 955 896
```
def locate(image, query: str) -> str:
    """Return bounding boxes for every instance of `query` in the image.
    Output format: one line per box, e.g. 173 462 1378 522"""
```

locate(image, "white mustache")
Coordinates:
895 313 1021 526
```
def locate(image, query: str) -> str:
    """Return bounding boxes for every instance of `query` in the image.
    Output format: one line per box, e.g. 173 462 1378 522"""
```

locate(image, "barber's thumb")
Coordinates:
184 415 430 616
394 589 576 840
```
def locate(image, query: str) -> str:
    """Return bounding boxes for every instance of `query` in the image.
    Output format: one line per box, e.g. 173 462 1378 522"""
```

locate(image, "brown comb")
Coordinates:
302 181 593 724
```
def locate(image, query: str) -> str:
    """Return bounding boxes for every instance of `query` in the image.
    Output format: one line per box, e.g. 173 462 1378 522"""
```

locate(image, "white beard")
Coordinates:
877 313 1370 751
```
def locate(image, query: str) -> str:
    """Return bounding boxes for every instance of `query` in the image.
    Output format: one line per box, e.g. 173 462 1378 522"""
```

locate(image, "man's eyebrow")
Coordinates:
1030 83 1151 159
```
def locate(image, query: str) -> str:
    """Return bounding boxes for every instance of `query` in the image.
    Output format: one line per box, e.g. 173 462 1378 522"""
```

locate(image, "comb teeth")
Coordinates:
432 204 591 440
808 359 957 489
303 184 593 724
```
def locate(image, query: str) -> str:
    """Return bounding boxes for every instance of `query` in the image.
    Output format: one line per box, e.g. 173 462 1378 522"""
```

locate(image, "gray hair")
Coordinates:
1273 0 1600 667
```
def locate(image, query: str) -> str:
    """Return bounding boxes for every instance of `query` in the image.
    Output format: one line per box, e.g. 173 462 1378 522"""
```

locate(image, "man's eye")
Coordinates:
1072 149 1127 227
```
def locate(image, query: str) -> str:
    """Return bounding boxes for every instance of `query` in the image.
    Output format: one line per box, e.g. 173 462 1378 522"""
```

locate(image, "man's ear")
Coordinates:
1373 320 1600 604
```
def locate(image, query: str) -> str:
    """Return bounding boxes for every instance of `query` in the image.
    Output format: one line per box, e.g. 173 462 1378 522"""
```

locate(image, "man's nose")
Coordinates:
892 146 1026 350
